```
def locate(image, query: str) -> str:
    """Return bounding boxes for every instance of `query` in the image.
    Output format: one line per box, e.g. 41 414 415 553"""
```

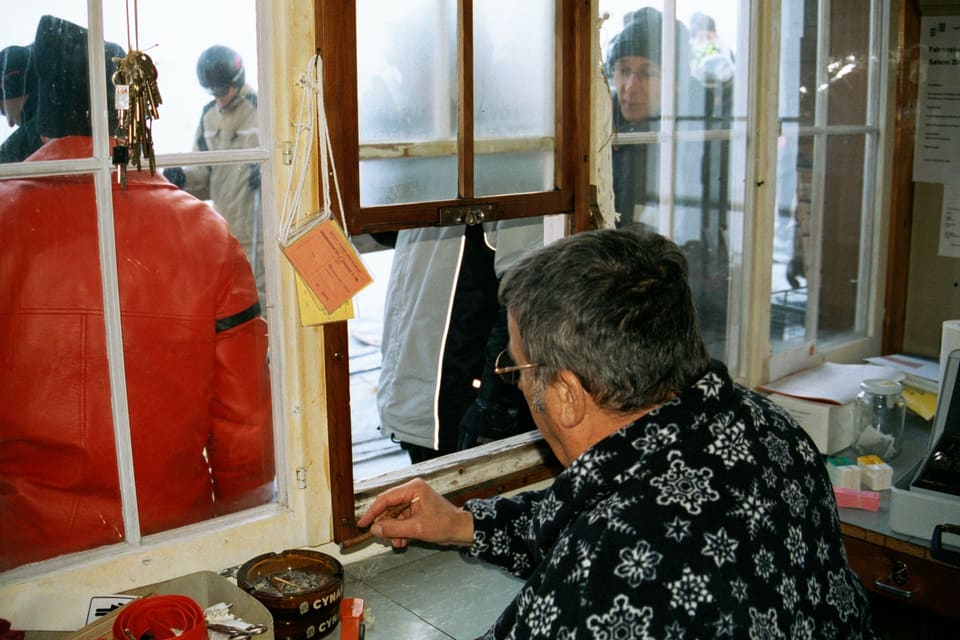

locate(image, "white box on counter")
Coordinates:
768 393 855 454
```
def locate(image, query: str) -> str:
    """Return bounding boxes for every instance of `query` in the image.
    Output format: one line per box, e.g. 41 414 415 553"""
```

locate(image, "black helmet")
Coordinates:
196 45 244 96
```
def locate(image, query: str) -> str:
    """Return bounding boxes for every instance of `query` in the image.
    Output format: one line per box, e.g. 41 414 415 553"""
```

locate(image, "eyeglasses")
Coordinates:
613 64 662 82
494 349 541 385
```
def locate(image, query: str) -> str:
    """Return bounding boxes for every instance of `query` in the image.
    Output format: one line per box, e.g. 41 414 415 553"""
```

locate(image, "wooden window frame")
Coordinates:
315 0 592 543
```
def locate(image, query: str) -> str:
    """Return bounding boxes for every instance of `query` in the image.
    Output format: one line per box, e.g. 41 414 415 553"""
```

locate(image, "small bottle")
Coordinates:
853 379 905 460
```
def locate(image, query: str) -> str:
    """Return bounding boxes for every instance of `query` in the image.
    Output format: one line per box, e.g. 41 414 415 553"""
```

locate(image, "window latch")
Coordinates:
437 203 502 227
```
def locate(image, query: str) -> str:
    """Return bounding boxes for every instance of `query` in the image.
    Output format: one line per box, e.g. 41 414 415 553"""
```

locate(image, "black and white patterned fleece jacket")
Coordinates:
464 360 876 640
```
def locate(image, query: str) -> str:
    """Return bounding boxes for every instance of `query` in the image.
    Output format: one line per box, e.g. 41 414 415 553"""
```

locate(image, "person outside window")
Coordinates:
163 45 264 302
377 220 539 462
0 44 42 162
0 16 273 572
607 7 663 231
359 229 876 639
607 7 731 353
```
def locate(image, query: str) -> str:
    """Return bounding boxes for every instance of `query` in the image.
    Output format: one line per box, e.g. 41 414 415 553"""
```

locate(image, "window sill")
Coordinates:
353 431 560 519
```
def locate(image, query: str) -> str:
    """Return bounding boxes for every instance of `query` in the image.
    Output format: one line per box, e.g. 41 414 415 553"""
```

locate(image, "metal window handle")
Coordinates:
873 560 916 598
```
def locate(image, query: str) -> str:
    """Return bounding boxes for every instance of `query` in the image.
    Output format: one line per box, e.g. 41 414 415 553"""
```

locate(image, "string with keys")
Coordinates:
111 0 161 188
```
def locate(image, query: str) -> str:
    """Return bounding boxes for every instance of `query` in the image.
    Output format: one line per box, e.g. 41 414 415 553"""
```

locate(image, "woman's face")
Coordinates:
613 55 662 123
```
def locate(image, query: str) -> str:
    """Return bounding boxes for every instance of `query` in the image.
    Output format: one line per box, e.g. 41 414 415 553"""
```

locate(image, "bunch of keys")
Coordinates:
112 51 162 188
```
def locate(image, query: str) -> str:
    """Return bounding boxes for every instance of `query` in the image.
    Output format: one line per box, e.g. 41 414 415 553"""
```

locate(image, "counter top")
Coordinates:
835 412 933 545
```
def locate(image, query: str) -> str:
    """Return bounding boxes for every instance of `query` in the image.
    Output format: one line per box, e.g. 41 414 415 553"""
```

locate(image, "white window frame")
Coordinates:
1 0 897 616
0 0 333 607
761 0 891 384
349 0 896 506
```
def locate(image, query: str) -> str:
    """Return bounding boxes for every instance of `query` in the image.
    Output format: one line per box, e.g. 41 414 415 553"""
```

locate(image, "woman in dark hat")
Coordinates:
606 7 664 231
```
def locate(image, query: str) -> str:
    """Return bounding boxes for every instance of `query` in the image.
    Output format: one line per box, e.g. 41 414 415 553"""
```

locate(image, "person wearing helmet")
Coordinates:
163 45 264 301
0 44 43 162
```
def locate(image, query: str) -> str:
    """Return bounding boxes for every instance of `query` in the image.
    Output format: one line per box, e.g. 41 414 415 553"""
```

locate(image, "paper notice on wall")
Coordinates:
941 185 960 258
913 16 960 184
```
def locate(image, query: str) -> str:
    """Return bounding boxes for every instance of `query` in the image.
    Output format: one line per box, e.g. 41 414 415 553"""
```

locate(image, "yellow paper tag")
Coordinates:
295 272 354 325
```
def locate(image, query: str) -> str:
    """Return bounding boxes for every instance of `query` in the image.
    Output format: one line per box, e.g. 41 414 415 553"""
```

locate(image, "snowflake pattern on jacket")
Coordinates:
464 361 876 639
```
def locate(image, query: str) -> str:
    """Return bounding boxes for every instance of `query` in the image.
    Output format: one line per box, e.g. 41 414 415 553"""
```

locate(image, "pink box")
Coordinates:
833 487 881 512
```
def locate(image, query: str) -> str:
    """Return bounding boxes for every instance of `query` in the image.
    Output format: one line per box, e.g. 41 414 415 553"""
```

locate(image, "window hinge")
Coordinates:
296 467 307 489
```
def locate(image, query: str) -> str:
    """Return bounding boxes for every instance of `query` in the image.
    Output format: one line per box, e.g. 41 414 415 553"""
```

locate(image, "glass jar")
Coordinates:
853 379 905 460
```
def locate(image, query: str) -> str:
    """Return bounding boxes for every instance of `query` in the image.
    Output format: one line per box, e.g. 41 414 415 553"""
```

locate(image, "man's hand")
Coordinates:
356 478 475 549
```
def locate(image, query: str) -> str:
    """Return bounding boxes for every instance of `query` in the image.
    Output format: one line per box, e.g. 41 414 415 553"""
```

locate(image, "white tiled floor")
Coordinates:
338 544 523 640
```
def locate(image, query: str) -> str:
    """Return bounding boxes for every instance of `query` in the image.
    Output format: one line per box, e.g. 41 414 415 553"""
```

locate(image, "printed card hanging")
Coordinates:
281 215 372 313
295 271 354 325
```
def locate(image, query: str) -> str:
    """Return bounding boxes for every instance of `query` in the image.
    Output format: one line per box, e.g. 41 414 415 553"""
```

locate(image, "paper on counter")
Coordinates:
865 353 940 385
758 362 904 405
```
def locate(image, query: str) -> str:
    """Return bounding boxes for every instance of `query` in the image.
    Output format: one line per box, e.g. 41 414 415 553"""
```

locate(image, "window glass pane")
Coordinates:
678 1 739 128
779 1 817 127
122 0 263 299
1 2 264 296
357 0 458 207
0 2 273 573
774 0 878 351
1 7 106 162
827 0 876 124
1 2 259 159
0 180 122 570
819 133 867 340
118 166 275 537
825 1 871 126
772 126 810 346
775 135 870 346
473 0 555 196
612 138 661 229
603 2 745 364
107 0 260 155
779 0 872 128
359 155 457 204
674 136 733 356
603 5 664 136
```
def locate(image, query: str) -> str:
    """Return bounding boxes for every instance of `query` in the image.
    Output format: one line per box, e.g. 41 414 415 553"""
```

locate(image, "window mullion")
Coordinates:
657 0 678 236
458 0 475 199
855 0 888 338
804 0 837 343
88 0 142 546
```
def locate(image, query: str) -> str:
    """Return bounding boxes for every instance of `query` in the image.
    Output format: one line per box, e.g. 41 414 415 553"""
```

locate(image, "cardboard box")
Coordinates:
25 571 273 640
124 570 273 639
768 393 854 454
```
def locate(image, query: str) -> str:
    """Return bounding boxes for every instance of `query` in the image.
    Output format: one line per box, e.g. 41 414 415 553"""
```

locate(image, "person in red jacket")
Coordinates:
0 16 274 572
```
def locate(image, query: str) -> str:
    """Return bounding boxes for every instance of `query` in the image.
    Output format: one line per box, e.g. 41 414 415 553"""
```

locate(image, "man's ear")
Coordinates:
553 369 588 429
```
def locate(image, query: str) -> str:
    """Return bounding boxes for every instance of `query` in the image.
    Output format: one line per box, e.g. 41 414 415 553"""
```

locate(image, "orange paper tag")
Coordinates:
282 217 372 313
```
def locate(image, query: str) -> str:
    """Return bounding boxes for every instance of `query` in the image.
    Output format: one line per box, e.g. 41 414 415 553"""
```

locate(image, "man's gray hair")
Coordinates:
499 228 711 412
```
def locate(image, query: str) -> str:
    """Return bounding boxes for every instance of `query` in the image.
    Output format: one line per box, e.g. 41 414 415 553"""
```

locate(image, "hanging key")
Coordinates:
112 143 129 188
112 66 131 188
113 50 162 180
135 52 162 119
131 52 160 175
